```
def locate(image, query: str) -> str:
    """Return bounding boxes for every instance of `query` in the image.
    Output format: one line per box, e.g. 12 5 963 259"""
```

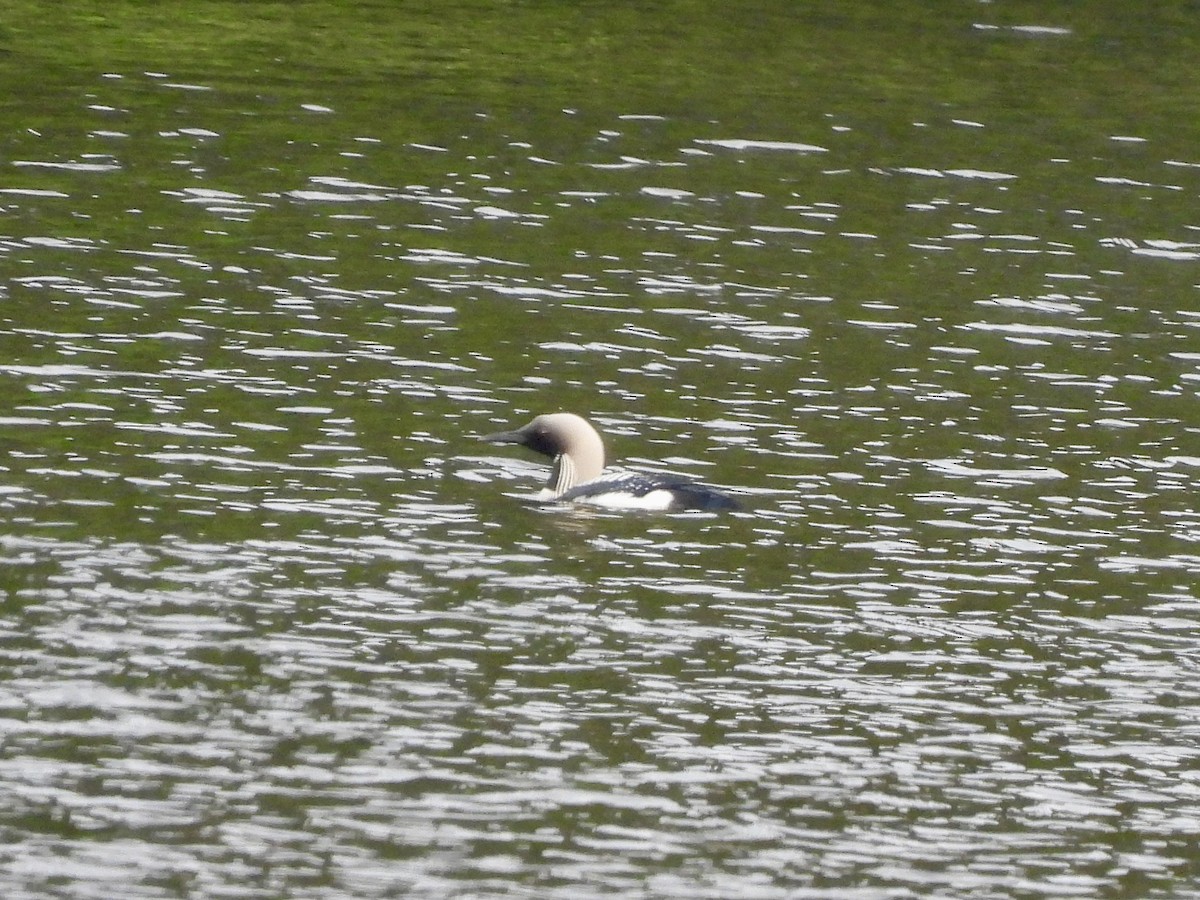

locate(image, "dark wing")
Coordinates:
559 471 740 511
657 480 742 511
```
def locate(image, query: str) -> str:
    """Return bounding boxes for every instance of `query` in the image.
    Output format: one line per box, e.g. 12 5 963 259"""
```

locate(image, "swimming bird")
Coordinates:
480 412 740 511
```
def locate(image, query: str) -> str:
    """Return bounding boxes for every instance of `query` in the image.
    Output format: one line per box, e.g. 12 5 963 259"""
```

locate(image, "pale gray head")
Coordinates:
480 412 606 496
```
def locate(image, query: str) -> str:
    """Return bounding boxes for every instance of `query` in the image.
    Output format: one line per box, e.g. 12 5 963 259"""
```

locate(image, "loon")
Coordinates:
480 412 740 511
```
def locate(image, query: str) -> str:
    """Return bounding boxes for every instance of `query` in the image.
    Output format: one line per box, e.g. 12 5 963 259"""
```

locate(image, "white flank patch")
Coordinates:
581 489 676 511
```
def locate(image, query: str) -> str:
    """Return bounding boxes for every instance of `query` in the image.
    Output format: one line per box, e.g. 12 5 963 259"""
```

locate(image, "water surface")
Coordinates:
2 2 1200 898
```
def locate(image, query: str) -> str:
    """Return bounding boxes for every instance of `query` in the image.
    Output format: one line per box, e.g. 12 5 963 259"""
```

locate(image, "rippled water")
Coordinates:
3 5 1200 898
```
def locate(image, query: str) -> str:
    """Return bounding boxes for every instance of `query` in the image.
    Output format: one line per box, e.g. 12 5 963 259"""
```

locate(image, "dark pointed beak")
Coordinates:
479 426 527 446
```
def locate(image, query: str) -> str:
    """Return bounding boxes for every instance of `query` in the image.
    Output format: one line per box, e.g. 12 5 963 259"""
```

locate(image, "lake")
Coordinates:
2 2 1200 897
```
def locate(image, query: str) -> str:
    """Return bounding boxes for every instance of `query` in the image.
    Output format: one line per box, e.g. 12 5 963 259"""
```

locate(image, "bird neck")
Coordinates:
545 449 603 496
547 453 577 495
